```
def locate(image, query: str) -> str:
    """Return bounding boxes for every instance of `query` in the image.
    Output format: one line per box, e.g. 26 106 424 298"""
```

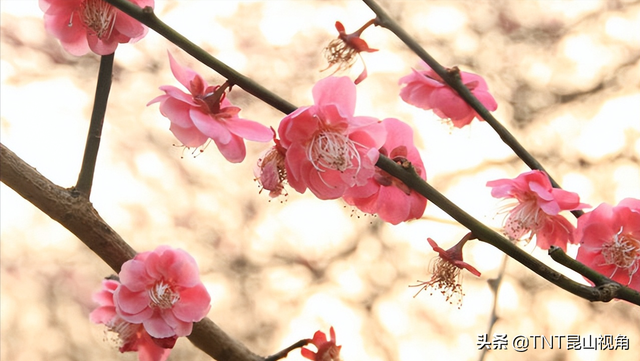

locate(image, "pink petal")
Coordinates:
114 286 150 316
137 335 172 361
225 118 273 142
143 315 176 339
473 90 498 111
158 85 197 105
172 284 211 322
119 260 153 292
190 109 231 144
169 123 208 148
213 134 246 163
375 187 411 225
312 76 356 117
89 306 117 324
301 348 317 360
159 97 196 129
168 52 197 91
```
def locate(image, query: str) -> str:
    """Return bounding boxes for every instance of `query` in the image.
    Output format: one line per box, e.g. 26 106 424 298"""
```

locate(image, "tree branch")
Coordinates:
548 246 640 303
374 155 640 305
362 0 584 218
105 0 297 115
76 53 114 198
0 143 263 361
100 0 635 305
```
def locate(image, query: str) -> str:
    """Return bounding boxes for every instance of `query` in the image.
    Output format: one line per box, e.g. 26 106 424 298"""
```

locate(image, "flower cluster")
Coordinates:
90 246 211 361
146 51 428 223
40 0 154 56
343 118 427 224
487 170 589 251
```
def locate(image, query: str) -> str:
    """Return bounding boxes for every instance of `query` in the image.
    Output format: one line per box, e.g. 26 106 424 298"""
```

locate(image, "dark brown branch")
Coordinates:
0 143 263 361
362 0 583 218
76 53 115 197
104 0 297 115
548 246 640 303
374 155 640 305
263 339 312 361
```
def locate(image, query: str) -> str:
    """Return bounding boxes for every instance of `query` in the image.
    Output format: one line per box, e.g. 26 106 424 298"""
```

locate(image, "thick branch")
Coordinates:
362 0 583 218
0 143 263 361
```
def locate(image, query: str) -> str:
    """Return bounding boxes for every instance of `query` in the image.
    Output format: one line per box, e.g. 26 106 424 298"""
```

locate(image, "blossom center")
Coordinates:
323 38 358 71
148 281 180 309
503 198 542 241
105 317 137 348
79 0 117 39
601 228 640 280
307 130 360 173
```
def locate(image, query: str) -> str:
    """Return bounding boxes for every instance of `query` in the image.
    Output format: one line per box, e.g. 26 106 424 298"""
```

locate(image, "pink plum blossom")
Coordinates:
113 246 211 338
39 0 153 56
399 63 497 128
324 20 378 84
301 327 342 361
410 235 481 307
575 198 640 291
486 170 589 250
90 279 173 361
343 118 427 224
148 53 272 163
277 76 386 199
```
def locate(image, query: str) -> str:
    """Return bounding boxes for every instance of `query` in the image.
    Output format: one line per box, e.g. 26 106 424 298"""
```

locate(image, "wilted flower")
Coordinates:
148 52 272 162
411 236 481 307
113 246 211 338
487 170 589 250
343 118 426 224
576 198 640 291
277 76 386 199
90 279 174 361
399 63 497 128
323 20 378 84
39 0 153 56
254 129 288 198
301 326 342 361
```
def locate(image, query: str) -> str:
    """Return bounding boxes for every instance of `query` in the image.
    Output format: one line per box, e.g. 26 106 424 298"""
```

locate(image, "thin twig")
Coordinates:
263 339 312 361
478 255 507 361
362 0 583 218
104 0 297 115
76 53 115 197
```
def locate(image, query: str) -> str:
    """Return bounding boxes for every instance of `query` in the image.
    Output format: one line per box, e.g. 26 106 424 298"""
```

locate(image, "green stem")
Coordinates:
102 0 636 304
362 0 583 218
75 53 115 197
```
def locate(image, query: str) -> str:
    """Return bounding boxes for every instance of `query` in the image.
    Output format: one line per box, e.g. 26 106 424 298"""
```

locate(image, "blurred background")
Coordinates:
1 1 639 361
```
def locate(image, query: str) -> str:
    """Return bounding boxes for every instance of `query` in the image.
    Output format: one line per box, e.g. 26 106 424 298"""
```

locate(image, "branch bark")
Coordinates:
0 143 262 361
